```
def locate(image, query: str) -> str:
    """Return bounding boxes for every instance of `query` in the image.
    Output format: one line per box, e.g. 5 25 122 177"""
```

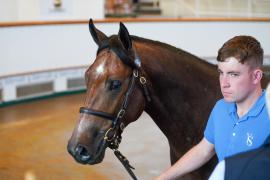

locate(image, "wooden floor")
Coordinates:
0 93 170 180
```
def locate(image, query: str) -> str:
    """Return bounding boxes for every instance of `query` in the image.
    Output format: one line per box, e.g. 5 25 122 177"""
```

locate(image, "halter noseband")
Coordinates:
78 48 151 180
79 108 115 121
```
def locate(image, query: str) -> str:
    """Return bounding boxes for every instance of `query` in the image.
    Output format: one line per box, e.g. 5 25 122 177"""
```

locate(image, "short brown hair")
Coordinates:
217 35 264 68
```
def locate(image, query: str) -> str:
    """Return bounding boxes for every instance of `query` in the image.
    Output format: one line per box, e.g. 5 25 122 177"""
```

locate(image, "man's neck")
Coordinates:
236 87 262 118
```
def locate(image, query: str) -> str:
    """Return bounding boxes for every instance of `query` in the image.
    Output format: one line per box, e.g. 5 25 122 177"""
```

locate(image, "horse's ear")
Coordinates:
89 19 108 46
118 22 132 50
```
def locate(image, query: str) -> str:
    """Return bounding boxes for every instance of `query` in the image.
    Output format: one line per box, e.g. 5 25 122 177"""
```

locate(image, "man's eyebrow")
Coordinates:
227 71 240 74
217 69 240 74
217 68 222 72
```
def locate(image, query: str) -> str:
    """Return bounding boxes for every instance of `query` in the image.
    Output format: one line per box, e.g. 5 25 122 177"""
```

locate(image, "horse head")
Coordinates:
67 19 150 165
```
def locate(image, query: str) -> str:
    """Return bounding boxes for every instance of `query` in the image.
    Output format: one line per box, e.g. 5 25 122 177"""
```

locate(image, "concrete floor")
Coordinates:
0 93 170 180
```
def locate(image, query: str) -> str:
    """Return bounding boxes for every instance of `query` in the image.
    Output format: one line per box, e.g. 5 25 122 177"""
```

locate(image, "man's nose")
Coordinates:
220 75 230 88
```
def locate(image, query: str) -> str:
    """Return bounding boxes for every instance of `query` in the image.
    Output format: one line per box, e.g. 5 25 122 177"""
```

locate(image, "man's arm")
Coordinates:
154 138 215 180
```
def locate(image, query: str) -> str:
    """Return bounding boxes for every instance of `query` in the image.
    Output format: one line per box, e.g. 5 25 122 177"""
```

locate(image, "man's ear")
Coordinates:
252 69 263 84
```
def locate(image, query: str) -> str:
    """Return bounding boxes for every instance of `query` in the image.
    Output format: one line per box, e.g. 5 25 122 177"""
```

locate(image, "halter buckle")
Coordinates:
120 122 125 131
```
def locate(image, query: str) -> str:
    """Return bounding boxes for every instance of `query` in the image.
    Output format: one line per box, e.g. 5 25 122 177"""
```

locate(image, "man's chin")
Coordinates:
223 97 235 103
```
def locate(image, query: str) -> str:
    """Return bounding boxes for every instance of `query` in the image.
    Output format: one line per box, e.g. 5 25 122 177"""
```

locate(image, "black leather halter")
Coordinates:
79 68 147 129
79 48 151 180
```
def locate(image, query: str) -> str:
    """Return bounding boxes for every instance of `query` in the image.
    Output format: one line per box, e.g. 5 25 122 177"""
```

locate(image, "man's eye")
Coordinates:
230 73 239 77
109 80 122 90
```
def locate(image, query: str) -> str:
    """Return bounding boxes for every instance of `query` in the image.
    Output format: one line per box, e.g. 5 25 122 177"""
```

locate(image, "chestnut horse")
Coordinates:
67 20 222 179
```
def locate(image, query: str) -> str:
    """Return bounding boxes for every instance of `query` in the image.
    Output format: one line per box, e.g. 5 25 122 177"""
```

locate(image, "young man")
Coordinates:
209 84 270 180
154 35 270 180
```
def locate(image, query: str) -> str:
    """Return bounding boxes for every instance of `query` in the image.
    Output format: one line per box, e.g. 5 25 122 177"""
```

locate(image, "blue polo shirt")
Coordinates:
204 90 270 161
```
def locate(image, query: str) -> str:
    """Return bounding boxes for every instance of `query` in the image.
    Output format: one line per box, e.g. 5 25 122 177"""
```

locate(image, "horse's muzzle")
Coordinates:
74 144 92 164
67 141 107 165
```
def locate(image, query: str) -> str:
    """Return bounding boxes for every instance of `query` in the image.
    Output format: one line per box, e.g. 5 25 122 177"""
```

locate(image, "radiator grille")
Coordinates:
67 78 86 90
16 82 53 98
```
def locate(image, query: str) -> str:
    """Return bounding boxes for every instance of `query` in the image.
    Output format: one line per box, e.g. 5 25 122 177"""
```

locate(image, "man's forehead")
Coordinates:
217 57 248 71
220 57 242 64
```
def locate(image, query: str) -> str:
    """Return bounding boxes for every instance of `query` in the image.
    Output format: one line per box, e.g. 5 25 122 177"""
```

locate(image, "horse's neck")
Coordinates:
137 42 221 154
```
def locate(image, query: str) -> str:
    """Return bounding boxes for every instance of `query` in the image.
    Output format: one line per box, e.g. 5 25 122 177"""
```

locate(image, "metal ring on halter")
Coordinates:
104 128 114 142
140 77 147 84
117 109 126 118
133 70 139 77
120 122 125 131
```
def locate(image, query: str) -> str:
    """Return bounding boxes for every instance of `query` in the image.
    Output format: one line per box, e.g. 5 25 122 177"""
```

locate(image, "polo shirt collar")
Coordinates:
247 90 265 117
227 90 265 119
228 103 236 115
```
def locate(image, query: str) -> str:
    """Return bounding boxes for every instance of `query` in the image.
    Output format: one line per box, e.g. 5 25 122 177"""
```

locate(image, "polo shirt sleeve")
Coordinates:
204 106 216 145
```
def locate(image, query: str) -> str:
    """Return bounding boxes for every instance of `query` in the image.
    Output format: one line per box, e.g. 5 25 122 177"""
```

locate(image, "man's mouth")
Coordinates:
222 91 232 95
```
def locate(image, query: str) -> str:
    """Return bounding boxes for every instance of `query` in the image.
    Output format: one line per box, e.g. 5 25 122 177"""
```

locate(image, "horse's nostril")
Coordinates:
67 144 74 155
75 144 91 162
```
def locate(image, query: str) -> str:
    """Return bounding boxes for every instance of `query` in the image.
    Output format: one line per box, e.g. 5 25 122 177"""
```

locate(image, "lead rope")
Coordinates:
104 68 150 180
105 127 137 180
114 149 137 180
105 128 137 179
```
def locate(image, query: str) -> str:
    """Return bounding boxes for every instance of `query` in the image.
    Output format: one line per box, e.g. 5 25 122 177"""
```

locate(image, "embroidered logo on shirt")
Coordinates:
246 133 253 146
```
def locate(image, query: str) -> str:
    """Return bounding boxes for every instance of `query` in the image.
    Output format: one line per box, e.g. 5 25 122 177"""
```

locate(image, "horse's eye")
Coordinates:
109 80 122 90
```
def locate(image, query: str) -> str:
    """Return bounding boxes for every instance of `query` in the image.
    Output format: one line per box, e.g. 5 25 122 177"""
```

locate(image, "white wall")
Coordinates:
0 0 18 22
17 0 39 21
73 0 104 20
0 20 270 102
1 21 270 77
0 0 104 22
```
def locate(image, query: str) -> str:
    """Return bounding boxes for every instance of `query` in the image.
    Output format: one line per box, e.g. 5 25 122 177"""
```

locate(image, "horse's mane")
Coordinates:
131 35 217 72
130 35 217 69
103 34 217 76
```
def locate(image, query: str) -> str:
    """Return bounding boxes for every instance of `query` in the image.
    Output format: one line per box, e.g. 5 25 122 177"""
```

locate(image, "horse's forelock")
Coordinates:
96 35 136 69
